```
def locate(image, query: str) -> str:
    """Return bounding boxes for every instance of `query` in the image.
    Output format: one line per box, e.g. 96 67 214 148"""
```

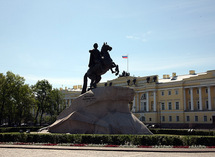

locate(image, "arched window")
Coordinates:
139 116 145 122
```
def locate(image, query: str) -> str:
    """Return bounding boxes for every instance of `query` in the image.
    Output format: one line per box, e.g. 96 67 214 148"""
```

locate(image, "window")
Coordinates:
176 116 180 122
168 102 172 110
195 116 198 122
140 116 145 121
206 100 209 110
149 118 152 121
161 102 165 110
168 90 171 95
140 102 144 111
204 116 207 122
189 101 191 110
197 89 199 94
144 102 147 111
175 102 179 110
186 116 190 122
175 90 178 95
141 94 146 100
140 102 147 111
161 91 165 96
197 101 200 110
151 101 154 111
169 116 172 122
206 88 208 94
162 116 165 122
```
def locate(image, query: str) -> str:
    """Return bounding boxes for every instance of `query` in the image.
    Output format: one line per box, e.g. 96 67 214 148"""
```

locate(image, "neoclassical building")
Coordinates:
62 70 215 129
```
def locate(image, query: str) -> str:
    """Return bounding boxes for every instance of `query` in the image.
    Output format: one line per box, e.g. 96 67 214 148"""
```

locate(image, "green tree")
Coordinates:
48 88 65 123
1 72 66 126
33 80 52 125
13 84 35 125
0 71 34 126
0 73 7 124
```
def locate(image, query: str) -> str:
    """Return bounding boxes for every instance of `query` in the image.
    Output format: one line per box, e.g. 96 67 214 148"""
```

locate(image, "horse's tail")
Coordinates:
81 73 88 94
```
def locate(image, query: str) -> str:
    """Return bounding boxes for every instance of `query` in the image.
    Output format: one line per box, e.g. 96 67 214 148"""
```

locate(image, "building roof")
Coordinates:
158 72 207 83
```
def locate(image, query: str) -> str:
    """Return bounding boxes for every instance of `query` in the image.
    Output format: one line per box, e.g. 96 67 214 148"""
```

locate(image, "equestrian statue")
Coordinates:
81 43 119 94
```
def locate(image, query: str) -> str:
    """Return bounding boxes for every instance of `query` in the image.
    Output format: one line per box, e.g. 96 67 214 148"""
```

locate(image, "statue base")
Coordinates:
41 86 152 134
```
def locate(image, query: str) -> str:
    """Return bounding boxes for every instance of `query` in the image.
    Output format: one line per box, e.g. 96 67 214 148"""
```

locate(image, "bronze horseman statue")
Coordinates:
81 43 119 94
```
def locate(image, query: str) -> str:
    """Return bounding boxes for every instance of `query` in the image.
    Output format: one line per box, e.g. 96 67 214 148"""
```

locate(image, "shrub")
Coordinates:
149 129 215 136
0 133 215 146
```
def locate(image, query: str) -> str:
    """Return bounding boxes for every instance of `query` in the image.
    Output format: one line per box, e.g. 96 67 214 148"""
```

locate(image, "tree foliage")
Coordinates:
48 88 65 122
0 72 34 125
0 71 65 126
32 80 52 125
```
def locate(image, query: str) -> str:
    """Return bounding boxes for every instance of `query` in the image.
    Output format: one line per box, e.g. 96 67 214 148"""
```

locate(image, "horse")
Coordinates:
81 43 119 94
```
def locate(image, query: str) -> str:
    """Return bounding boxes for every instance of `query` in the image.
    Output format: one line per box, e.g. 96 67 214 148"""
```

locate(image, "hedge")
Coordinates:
0 127 41 133
149 129 215 136
1 133 215 146
1 127 215 136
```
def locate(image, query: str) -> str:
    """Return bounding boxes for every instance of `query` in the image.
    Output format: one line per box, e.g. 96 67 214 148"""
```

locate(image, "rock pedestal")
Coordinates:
44 86 152 135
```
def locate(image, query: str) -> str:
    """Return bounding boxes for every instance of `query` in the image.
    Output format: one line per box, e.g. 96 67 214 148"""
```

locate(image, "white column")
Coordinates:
153 91 156 112
199 87 202 110
190 88 194 111
136 93 139 112
69 99 72 107
208 86 212 110
146 92 149 112
132 96 136 112
183 88 186 110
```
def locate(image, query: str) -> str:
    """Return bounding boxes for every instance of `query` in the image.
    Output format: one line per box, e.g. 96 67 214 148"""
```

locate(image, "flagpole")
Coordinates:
127 54 129 73
122 55 129 73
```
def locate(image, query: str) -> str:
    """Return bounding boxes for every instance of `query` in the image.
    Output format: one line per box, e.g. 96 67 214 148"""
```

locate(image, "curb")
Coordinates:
1 142 215 149
1 143 215 153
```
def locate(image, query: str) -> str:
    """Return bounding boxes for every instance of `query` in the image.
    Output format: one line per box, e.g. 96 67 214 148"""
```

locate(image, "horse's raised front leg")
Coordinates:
110 68 115 73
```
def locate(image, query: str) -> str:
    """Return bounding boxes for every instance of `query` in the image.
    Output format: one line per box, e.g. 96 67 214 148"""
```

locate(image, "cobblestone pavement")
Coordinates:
0 145 215 157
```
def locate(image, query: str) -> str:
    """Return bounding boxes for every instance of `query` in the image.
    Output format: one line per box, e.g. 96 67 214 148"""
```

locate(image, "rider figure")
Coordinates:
88 43 102 69
87 43 102 81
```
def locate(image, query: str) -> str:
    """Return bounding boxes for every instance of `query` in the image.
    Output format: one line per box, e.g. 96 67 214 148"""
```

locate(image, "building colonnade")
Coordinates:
184 85 214 111
133 85 215 113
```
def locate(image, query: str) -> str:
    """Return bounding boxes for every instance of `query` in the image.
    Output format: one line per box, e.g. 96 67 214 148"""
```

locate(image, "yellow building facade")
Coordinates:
63 70 215 129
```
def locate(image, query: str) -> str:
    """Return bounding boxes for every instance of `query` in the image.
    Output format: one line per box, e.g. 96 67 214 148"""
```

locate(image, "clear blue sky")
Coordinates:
1 0 215 88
